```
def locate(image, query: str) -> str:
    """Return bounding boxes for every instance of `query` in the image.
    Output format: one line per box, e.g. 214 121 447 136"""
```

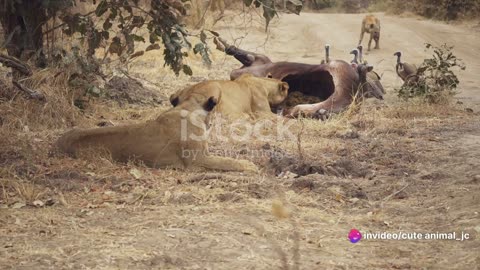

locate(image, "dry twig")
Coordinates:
0 53 32 76
12 81 46 101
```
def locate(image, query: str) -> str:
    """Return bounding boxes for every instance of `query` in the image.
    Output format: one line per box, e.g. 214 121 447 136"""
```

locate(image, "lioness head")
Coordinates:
170 84 221 112
236 74 289 106
268 81 289 105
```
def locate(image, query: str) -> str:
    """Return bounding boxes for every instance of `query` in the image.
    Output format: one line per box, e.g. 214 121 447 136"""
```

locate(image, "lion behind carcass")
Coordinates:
170 73 289 119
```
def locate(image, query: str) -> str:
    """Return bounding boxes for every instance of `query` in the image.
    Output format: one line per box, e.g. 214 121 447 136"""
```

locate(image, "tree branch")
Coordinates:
12 81 46 101
0 54 32 76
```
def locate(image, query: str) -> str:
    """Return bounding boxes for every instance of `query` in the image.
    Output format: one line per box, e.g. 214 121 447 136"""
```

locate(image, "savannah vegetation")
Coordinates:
0 1 478 269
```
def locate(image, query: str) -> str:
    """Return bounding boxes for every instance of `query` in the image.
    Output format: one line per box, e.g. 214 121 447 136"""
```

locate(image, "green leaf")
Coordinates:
95 0 108 16
286 0 303 15
109 37 123 55
102 31 110 39
149 33 159 44
103 18 112 30
131 34 145 42
131 16 144 27
262 0 276 30
109 7 118 19
123 5 133 15
182 65 193 76
193 43 204 54
146 44 161 51
193 43 212 68
200 30 207 43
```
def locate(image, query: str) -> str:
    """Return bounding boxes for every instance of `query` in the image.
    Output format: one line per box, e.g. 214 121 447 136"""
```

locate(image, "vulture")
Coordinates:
394 51 418 84
321 44 331 64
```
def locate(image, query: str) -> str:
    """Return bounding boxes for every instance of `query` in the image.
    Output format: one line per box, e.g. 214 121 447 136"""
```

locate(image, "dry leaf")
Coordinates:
129 168 143 179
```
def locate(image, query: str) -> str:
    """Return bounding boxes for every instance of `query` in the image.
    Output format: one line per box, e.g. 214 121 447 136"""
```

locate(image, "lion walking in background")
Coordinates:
359 15 381 51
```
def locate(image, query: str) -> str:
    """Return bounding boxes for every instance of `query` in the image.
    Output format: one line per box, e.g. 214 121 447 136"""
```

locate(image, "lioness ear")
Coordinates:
279 82 289 93
170 94 179 107
204 96 218 111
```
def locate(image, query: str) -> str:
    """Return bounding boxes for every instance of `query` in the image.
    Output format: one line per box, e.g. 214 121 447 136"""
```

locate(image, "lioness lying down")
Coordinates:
56 94 258 172
170 73 289 118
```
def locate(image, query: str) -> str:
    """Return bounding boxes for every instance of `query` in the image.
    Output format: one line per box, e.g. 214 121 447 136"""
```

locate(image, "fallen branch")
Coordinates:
213 37 229 52
382 183 410 204
187 173 251 183
12 81 46 101
0 53 32 76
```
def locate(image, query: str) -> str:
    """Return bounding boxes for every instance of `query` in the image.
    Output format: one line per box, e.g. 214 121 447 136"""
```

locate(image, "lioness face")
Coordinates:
170 85 221 111
268 81 290 106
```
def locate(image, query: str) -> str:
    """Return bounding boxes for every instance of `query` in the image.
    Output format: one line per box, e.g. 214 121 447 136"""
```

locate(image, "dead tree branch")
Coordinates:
0 53 32 76
12 81 46 101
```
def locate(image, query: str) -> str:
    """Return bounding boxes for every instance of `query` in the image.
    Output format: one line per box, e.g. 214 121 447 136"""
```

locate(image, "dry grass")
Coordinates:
1 9 479 269
1 67 478 268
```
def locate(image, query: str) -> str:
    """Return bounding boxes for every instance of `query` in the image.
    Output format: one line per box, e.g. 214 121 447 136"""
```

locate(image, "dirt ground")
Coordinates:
1 12 480 269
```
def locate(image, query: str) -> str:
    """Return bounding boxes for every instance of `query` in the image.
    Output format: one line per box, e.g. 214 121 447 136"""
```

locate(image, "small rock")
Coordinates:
77 209 94 217
88 86 102 97
472 175 480 183
129 168 143 180
465 108 474 113
339 129 359 139
11 202 26 209
33 200 44 207
349 198 360 204
104 190 116 196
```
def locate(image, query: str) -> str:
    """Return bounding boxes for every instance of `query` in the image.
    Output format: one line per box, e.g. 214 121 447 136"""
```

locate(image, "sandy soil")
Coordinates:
1 12 479 270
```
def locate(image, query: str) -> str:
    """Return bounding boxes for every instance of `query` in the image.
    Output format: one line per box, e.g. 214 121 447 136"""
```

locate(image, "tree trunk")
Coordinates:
0 0 46 67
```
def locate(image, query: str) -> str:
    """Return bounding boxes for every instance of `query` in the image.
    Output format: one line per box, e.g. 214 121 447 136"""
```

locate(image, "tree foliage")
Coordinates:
397 43 466 103
1 0 302 76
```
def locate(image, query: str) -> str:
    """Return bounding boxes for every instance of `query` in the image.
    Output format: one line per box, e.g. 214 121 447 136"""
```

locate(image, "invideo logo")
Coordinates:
348 229 362 243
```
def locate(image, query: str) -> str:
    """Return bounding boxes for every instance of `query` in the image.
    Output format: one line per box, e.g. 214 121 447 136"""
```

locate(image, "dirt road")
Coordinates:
217 12 480 107
1 12 479 270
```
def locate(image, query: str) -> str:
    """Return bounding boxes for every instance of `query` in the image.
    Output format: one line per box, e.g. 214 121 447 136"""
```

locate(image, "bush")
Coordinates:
397 43 466 104
304 0 337 10
370 0 480 20
339 0 369 13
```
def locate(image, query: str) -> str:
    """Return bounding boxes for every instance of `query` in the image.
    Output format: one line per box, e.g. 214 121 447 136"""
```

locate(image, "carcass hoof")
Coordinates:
313 109 329 121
